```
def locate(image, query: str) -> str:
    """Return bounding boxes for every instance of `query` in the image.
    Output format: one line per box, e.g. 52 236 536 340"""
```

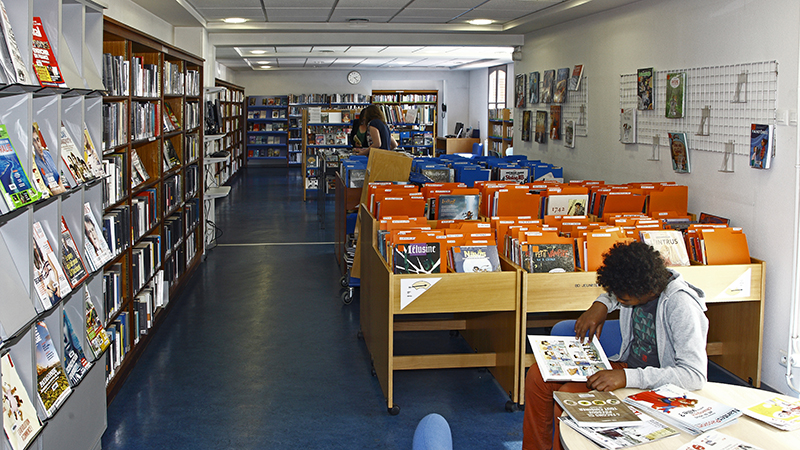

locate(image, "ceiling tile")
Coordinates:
263 0 335 7
330 58 367 64
275 46 314 53
198 8 265 21
356 58 397 67
336 0 410 7
277 57 308 66
265 9 331 21
344 46 388 53
311 46 351 53
191 0 263 7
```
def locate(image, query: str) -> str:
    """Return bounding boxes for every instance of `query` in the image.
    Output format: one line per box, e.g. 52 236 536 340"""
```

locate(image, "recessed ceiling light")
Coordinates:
250 50 267 55
224 17 247 24
260 65 271 69
256 61 271 64
468 19 493 25
348 18 369 28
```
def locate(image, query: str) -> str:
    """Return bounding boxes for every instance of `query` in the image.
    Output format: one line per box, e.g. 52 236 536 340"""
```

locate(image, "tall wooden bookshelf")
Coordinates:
101 17 205 402
0 2 108 450
372 90 438 155
212 79 246 182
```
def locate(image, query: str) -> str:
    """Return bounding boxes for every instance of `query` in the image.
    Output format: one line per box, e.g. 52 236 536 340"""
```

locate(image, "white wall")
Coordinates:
103 0 174 45
514 0 800 393
470 68 489 140
234 69 471 137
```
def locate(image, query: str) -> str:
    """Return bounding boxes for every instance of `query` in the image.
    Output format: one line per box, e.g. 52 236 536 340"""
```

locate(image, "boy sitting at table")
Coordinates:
523 241 709 450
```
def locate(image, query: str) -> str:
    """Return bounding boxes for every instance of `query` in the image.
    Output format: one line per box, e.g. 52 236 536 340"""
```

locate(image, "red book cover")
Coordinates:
31 17 67 87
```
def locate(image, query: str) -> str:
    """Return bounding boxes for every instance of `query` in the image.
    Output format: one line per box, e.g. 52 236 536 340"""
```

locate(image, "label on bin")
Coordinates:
400 278 442 310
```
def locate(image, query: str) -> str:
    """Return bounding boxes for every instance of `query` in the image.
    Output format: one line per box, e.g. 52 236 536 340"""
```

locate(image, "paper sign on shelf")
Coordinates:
715 268 751 299
400 277 441 310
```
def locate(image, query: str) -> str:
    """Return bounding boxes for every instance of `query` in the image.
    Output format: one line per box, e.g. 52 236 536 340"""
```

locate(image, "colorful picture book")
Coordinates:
527 243 576 273
31 17 67 88
32 221 72 309
676 430 763 450
2 353 44 450
639 229 690 266
535 110 547 143
665 72 686 118
637 67 654 110
624 384 742 435
450 245 501 273
85 292 111 359
528 335 612 382
0 124 41 211
529 71 540 104
749 123 773 170
560 406 679 450
392 242 441 274
436 194 480 220
542 70 555 103
553 68 570 103
668 132 690 173
569 64 584 91
60 217 89 288
549 105 561 140
33 321 72 417
546 194 588 216
554 391 642 428
83 202 113 271
620 108 636 144
63 311 90 386
742 396 800 431
32 122 66 195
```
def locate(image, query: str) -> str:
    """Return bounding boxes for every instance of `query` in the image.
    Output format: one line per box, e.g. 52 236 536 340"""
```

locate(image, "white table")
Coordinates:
560 382 800 450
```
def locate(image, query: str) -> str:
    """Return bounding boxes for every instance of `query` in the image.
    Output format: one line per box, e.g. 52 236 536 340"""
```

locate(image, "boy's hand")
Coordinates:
586 369 626 392
574 302 608 343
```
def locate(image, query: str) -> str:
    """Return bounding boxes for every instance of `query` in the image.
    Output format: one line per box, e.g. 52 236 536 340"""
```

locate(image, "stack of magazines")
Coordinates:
743 396 800 431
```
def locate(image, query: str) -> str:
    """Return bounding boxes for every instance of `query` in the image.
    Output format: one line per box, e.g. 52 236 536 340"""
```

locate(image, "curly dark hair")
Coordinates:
596 241 672 298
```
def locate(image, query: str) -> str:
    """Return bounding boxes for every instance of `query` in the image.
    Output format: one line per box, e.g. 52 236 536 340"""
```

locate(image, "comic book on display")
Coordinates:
553 68 570 103
450 245 501 273
527 243 575 273
676 430 763 450
637 67 654 110
542 70 555 103
535 110 547 144
569 64 584 91
527 335 612 382
392 242 441 275
668 132 691 173
639 229 690 266
436 194 480 221
2 353 44 450
560 406 679 450
515 73 526 108
665 72 686 118
550 105 561 140
32 221 72 310
0 124 41 212
620 108 636 144
624 384 742 435
749 123 774 170
529 71 540 104
31 17 67 88
564 120 575 148
84 292 111 359
83 202 113 271
554 390 642 428
60 217 89 288
521 110 531 141
742 396 800 431
62 311 90 386
33 321 73 417
0 0 32 85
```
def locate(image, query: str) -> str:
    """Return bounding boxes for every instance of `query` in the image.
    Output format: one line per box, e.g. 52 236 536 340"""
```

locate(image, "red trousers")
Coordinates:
522 362 627 450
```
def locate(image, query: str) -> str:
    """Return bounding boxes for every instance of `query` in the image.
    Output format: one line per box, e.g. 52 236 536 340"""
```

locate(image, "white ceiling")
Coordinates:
130 0 641 71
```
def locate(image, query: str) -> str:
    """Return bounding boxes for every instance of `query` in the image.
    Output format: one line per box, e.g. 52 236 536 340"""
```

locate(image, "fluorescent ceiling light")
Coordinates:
224 18 247 24
256 61 271 64
260 65 271 69
250 50 267 54
468 19 493 25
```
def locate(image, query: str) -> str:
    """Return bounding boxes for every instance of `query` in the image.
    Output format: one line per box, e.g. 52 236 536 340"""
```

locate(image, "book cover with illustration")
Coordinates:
553 68 570 103
560 406 679 450
637 67 654 110
528 335 612 382
83 125 105 178
535 110 548 143
668 132 690 173
620 108 636 144
542 70 555 103
63 311 90 386
550 105 561 140
529 71 540 104
546 194 588 216
436 194 480 220
85 292 111 360
60 217 89 288
528 243 575 273
750 123 773 170
554 390 642 428
60 124 94 185
83 202 113 271
0 124 41 211
450 245 501 273
33 221 72 309
497 167 528 183
522 110 531 141
743 396 800 431
665 72 686 118
564 120 575 148
625 384 741 435
34 321 72 417
569 64 584 91
2 353 44 450
515 73 526 108
392 242 441 274
639 229 690 266
31 17 67 88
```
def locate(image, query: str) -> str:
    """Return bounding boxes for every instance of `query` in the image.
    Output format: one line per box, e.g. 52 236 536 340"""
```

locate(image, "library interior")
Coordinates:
2 0 800 449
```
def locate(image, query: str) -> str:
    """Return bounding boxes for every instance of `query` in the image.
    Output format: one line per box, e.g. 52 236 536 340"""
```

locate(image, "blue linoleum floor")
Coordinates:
102 167 525 449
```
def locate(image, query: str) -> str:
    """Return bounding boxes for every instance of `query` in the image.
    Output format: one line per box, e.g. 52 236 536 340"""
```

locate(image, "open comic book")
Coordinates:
2 353 44 450
560 405 679 449
528 335 612 382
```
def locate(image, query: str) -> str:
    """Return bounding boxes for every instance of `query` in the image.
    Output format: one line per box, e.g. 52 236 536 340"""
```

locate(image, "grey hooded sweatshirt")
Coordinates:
594 270 708 391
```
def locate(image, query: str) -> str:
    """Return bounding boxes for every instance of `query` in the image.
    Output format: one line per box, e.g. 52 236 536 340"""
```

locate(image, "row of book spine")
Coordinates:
102 54 201 98
288 93 369 104
132 101 160 141
163 61 184 96
103 101 128 150
164 175 183 213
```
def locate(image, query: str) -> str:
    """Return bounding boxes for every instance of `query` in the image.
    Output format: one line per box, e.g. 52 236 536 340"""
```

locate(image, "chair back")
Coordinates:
550 319 622 357
471 142 483 156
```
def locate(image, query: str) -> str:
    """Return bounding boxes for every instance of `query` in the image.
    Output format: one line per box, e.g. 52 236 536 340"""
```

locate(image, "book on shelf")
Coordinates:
668 132 690 173
527 335 612 382
637 68 654 111
60 217 89 288
60 124 95 185
550 105 561 140
698 212 730 225
130 147 150 186
436 194 480 220
33 321 72 417
559 406 679 450
620 108 636 144
553 68 570 103
83 125 105 179
392 242 441 275
450 245 501 273
31 17 66 88
639 229 690 266
542 69 555 103
665 72 686 118
0 0 32 85
2 353 44 450
742 396 800 431
85 292 111 360
29 151 50 200
32 221 72 309
624 384 742 435
749 123 774 170
569 64 584 91
84 202 113 271
0 124 41 211
546 194 588 216
676 430 764 450
554 390 643 428
527 243 576 273
163 139 181 169
529 72 540 104
535 110 547 143
62 311 90 386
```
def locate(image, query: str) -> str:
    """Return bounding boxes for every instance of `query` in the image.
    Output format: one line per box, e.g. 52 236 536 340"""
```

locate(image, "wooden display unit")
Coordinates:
334 172 361 271
102 17 205 402
488 108 513 156
360 205 521 414
301 108 357 201
518 259 766 406
372 90 438 155
435 137 481 155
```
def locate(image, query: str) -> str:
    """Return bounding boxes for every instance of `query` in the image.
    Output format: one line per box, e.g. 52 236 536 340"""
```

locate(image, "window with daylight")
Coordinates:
488 64 507 110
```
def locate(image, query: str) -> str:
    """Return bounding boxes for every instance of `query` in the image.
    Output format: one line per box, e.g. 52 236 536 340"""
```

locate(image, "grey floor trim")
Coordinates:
217 241 335 247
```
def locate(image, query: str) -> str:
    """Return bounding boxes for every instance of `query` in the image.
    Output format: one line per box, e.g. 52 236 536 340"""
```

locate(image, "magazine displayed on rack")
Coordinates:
31 17 67 87
61 124 95 185
624 384 742 435
32 221 72 309
83 202 113 271
60 217 89 288
33 321 73 417
85 292 111 360
0 124 41 211
62 311 90 386
0 0 32 85
2 353 44 450
560 405 679 449
83 125 106 178
528 335 612 382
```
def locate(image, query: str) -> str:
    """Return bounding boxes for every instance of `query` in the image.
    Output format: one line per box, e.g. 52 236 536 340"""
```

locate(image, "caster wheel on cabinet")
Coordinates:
505 401 520 412
388 405 400 415
341 290 353 304
340 276 349 288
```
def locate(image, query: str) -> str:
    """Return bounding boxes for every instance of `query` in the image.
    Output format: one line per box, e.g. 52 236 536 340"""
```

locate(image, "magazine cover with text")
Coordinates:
34 321 73 417
2 353 44 450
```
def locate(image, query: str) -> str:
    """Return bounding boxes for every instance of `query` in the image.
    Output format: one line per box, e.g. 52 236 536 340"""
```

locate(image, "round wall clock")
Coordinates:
347 70 361 85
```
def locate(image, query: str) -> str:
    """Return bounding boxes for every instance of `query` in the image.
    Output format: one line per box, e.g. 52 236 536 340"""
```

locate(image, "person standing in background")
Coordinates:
349 107 369 152
355 104 397 156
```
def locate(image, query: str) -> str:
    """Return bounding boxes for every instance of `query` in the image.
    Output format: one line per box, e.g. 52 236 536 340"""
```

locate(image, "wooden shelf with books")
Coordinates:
210 79 245 184
372 90 438 156
246 95 289 166
101 17 205 404
488 108 513 156
301 108 357 201
0 2 109 450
